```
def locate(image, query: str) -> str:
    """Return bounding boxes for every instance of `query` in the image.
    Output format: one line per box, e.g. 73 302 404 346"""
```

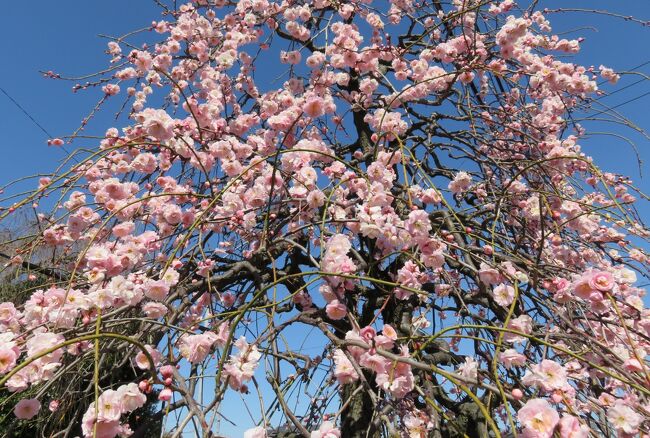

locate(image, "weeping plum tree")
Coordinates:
0 0 649 437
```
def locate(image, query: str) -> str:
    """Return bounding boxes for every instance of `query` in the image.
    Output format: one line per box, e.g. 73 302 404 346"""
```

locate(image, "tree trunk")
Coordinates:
340 377 377 438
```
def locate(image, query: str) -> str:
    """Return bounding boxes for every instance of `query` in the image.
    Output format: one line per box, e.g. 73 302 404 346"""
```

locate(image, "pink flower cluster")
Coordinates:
222 336 261 392
81 383 147 438
334 326 414 399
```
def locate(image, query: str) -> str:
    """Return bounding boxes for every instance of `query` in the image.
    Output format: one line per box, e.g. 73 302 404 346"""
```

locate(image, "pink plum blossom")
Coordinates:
517 398 560 438
607 401 643 435
311 421 341 438
14 398 41 419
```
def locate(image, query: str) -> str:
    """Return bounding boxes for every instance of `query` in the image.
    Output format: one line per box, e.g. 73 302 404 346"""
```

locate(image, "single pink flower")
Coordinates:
303 97 325 118
478 262 502 285
522 360 567 392
492 283 515 307
0 348 17 374
179 332 219 363
500 348 526 368
607 401 643 435
0 302 17 322
448 171 472 194
14 398 41 419
333 349 359 384
573 275 594 300
96 390 123 422
326 300 347 320
558 415 589 438
145 279 170 301
244 426 268 438
142 302 168 318
588 271 615 292
117 382 147 412
517 398 559 438
136 108 175 141
134 345 162 370
504 315 533 343
311 421 341 438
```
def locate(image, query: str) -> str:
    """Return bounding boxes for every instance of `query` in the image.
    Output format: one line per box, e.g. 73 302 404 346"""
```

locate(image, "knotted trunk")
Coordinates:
340 375 377 438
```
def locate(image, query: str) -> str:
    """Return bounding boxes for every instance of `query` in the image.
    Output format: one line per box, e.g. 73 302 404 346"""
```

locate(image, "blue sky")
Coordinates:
0 1 648 436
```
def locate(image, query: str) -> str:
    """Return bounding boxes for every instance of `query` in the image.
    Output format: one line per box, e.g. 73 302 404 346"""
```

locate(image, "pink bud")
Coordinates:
160 365 175 379
158 388 173 402
48 400 60 412
360 326 376 342
138 380 149 392
511 389 523 400
164 377 173 386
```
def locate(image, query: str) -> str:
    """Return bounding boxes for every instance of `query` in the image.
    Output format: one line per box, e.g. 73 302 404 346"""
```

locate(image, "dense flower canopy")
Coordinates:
0 0 648 437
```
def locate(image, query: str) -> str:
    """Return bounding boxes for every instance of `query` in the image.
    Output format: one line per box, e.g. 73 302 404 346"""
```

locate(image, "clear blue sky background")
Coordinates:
0 1 648 436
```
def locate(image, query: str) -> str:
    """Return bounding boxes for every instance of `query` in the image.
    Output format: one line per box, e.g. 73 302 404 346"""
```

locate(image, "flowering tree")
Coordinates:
0 0 648 437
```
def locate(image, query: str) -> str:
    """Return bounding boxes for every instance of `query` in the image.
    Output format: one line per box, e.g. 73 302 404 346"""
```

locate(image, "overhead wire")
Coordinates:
596 77 647 100
589 91 650 118
0 86 73 157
